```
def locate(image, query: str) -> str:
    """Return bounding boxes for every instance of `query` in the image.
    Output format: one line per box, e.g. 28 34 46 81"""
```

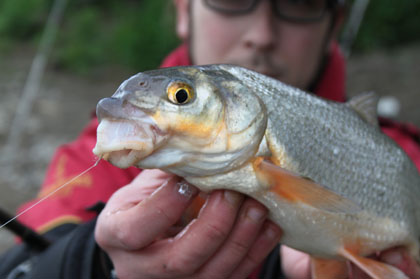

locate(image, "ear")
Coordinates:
173 0 190 40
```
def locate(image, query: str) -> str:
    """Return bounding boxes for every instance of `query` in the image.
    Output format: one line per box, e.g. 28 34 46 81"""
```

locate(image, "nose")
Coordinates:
243 1 277 51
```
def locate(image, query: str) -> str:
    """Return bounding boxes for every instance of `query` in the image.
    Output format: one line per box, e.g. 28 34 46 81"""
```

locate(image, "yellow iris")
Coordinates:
167 81 194 105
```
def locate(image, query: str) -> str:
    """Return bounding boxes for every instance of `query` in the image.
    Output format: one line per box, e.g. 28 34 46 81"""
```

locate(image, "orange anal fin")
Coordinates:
311 256 349 279
253 159 360 214
339 248 409 279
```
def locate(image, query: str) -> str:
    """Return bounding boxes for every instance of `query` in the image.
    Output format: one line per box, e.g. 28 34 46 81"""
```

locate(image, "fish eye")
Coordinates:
167 81 194 105
175 89 189 103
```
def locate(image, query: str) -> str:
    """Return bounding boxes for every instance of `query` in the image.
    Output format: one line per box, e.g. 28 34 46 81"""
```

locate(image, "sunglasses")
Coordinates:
203 0 339 23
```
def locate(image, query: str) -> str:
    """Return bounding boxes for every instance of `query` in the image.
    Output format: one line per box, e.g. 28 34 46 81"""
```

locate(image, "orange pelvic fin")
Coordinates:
311 256 349 279
253 159 360 214
339 248 409 279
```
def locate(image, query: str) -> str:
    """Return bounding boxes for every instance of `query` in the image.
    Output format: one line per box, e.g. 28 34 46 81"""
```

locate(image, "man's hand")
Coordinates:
95 169 282 279
281 245 420 279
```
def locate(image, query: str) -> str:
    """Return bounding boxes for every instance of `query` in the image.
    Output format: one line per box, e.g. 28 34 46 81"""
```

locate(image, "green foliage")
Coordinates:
0 0 50 40
108 0 179 71
352 0 420 51
53 0 179 73
0 0 179 73
54 7 108 73
0 0 50 51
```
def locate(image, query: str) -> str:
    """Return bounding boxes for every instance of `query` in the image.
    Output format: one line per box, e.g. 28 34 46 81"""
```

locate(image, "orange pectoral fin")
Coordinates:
311 256 349 279
253 159 360 214
339 248 409 279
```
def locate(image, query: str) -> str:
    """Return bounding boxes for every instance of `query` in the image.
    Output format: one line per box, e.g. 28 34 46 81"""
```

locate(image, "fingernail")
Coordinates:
264 223 282 240
224 190 243 206
152 176 178 196
176 180 198 200
246 206 266 222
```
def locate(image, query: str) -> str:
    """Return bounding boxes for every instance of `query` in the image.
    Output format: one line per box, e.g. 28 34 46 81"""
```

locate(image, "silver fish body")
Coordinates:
224 66 420 256
93 64 420 274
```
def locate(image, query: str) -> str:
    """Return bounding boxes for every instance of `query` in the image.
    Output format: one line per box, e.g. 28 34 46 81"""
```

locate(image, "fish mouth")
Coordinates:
93 119 167 168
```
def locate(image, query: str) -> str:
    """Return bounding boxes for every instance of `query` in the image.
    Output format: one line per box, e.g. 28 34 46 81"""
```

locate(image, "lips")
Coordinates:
93 119 167 168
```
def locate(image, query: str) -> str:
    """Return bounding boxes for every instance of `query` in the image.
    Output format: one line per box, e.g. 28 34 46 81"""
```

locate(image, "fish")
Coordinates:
92 64 420 279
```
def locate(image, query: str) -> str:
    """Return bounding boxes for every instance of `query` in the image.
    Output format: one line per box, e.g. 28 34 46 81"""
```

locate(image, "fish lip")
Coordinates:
93 118 168 168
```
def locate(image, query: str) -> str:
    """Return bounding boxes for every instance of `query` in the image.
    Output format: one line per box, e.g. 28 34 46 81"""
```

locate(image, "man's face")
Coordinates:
175 0 336 90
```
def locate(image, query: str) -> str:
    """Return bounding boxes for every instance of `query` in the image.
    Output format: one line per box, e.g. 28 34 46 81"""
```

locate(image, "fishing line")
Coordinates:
0 158 101 230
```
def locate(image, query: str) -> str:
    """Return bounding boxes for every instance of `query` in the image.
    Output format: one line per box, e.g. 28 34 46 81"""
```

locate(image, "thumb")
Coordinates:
281 246 311 279
106 169 176 209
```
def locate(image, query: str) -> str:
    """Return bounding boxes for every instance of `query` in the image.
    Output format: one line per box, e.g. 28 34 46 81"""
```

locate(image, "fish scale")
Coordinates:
242 66 420 253
93 64 420 278
230 66 420 225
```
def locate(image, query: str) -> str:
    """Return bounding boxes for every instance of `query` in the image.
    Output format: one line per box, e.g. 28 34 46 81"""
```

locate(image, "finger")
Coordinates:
105 169 175 209
197 198 269 277
158 190 244 276
379 247 420 279
231 220 282 278
96 177 199 250
281 245 311 279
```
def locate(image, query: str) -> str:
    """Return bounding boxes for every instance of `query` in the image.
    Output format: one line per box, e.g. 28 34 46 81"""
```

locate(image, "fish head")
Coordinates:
93 65 267 177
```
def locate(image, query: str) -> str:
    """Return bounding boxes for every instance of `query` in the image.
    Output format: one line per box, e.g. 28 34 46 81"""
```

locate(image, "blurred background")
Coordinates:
0 0 419 252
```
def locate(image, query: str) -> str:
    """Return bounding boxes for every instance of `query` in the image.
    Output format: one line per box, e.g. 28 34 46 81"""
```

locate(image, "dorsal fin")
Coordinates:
347 92 379 127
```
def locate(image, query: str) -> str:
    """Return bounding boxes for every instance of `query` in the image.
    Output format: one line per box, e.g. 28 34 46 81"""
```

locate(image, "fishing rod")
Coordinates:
0 207 50 251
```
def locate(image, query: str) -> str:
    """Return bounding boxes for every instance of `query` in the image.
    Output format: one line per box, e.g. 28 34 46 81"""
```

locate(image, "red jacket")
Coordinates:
18 43 420 233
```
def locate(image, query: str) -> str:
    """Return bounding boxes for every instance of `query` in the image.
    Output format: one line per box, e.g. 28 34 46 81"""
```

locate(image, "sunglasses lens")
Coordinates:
275 0 328 21
204 0 329 21
204 0 256 14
